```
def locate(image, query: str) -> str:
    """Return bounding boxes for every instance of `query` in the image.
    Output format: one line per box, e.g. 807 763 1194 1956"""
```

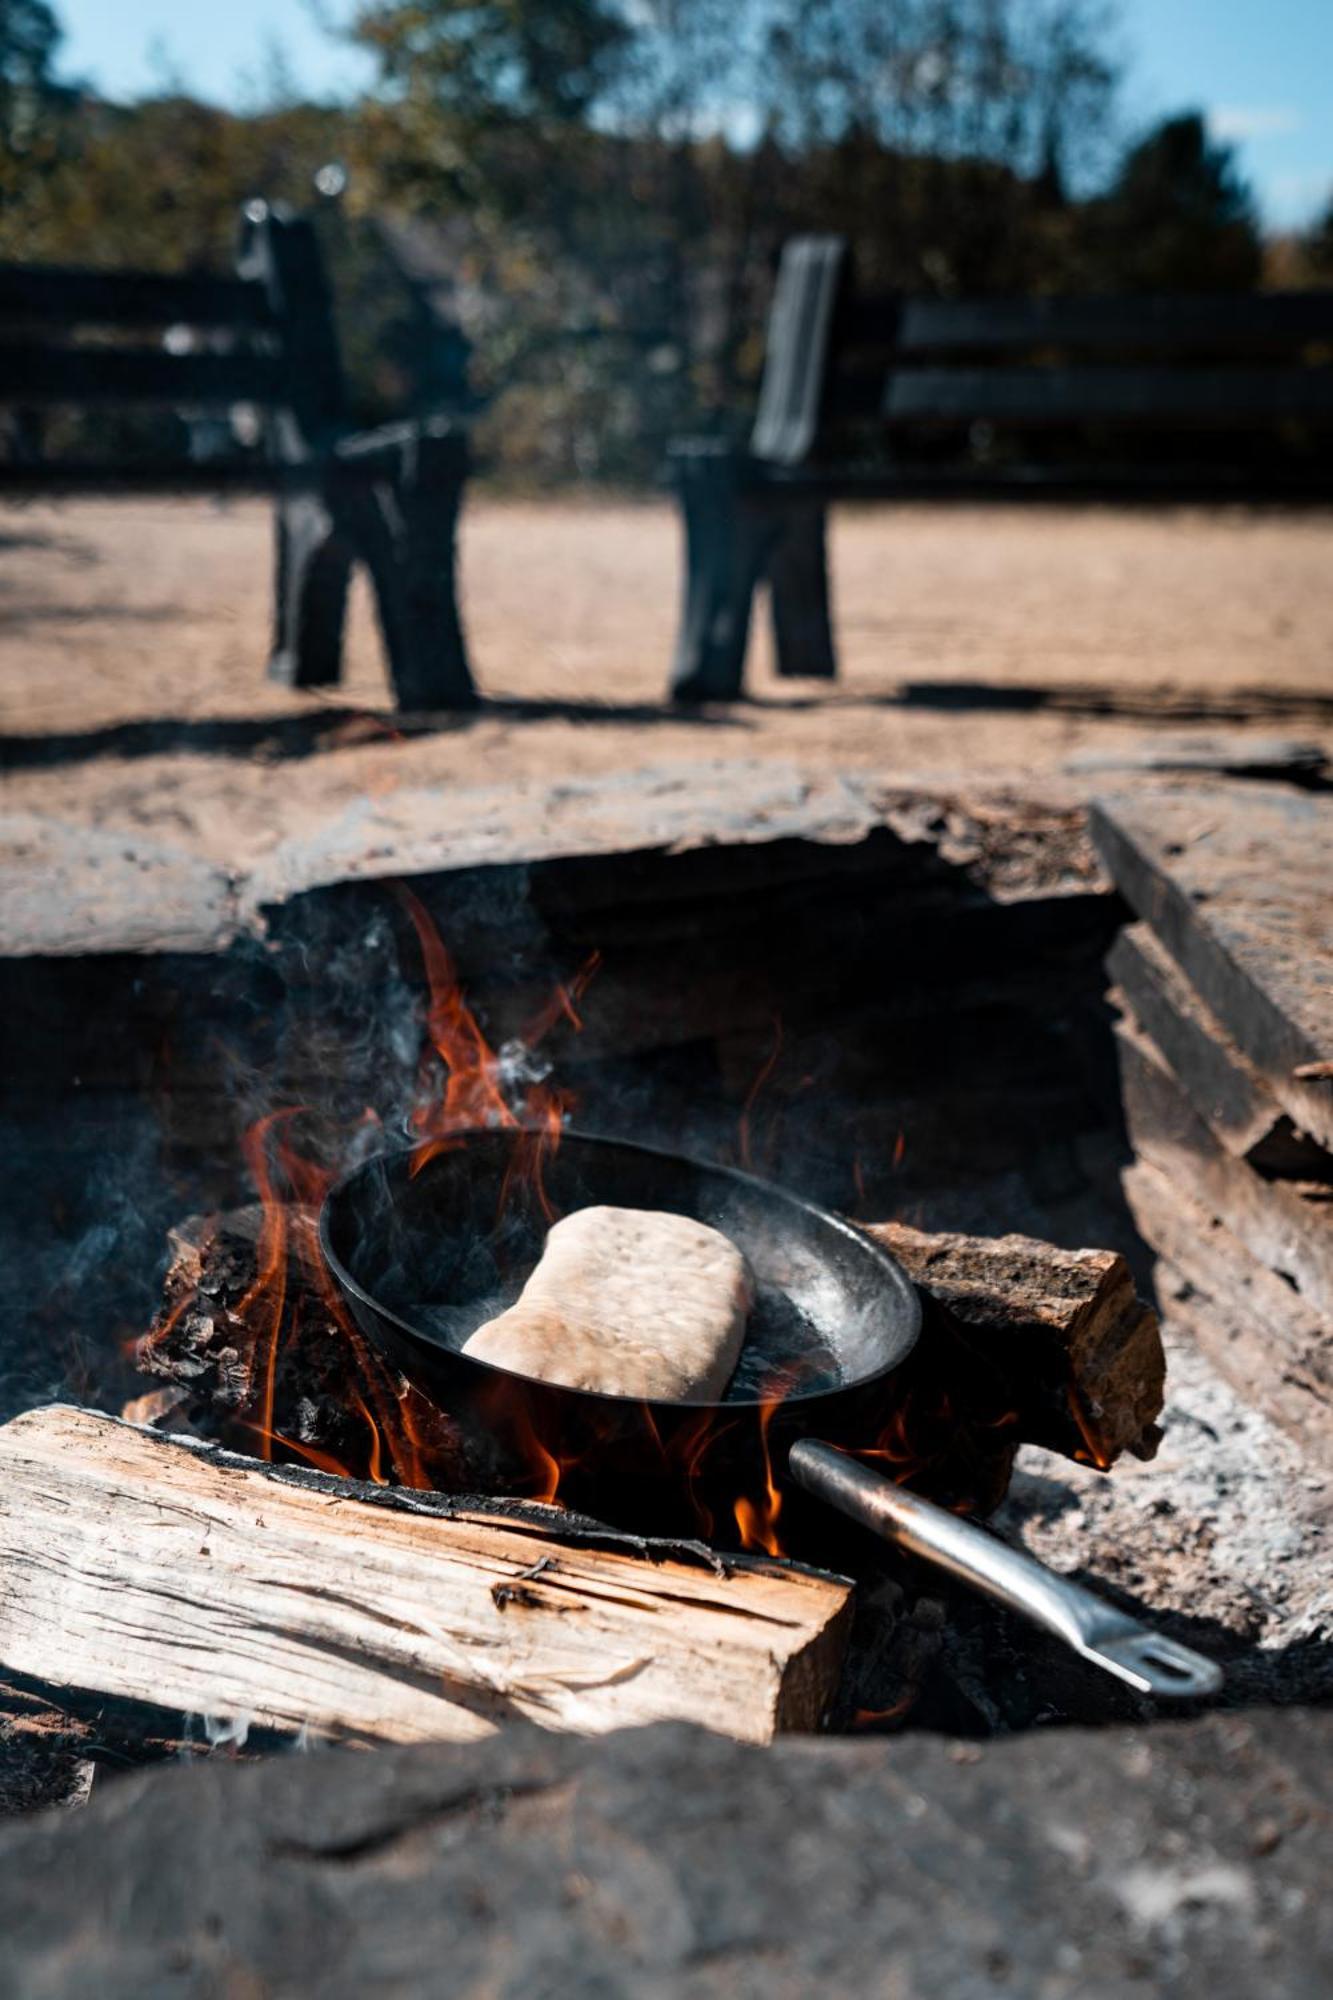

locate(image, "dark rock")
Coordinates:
0 1710 1328 1997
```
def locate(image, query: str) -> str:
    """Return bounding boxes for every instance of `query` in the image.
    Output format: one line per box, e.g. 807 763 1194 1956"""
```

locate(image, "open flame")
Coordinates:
733 1395 784 1555
133 887 1037 1567
401 883 599 1222
201 1108 437 1489
137 889 599 1496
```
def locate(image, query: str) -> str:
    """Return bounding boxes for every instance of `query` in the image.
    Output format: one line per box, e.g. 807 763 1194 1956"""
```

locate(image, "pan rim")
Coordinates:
318 1127 923 1412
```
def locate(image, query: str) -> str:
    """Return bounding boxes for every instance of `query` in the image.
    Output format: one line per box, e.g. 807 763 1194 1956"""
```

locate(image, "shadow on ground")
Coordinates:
8 676 1333 770
0 697 753 768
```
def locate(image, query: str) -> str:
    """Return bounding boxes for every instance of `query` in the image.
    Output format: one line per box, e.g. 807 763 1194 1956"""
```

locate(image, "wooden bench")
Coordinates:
0 202 475 709
668 235 1333 702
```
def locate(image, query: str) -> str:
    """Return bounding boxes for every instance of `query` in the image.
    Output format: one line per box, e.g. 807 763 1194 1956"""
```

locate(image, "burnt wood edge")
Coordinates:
23 1404 850 1589
0 1406 854 1783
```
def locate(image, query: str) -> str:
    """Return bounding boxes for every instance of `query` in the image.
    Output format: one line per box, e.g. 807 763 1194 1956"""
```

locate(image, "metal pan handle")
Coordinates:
788 1439 1221 1701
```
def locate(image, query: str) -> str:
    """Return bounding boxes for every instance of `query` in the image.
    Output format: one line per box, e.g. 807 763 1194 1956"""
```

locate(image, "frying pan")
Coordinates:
321 1130 1220 1701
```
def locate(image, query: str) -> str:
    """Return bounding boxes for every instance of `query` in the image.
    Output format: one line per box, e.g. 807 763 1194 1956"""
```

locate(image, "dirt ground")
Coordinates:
2 494 1330 868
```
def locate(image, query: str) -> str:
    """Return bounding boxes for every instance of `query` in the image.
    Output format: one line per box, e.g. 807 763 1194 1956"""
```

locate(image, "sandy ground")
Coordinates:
2 494 1330 868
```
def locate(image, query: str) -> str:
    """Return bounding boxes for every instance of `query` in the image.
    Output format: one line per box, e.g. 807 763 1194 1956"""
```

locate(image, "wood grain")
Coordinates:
0 1407 852 1748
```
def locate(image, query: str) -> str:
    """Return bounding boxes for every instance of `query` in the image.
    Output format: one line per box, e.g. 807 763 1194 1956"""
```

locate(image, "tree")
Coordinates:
0 0 81 229
0 0 67 143
350 0 629 137
1300 191 1333 281
1088 111 1261 291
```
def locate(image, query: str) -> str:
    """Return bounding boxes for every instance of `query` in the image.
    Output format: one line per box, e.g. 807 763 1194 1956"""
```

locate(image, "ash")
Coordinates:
990 1314 1331 1713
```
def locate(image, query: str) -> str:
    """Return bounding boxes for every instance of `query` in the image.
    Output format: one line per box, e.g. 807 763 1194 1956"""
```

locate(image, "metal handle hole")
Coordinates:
1138 1646 1202 1683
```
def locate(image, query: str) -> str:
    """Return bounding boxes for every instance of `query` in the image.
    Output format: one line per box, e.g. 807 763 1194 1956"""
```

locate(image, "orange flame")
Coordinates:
236 1110 297 1458
132 888 1019 1550
1066 1378 1113 1471
399 884 598 1229
853 1691 917 1730
733 1395 785 1556
137 891 601 1500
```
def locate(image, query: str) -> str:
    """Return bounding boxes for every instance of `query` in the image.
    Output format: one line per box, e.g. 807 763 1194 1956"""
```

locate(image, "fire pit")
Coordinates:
0 765 1324 1807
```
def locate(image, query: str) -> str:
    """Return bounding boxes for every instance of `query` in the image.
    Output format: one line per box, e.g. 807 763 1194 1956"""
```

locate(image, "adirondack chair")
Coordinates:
668 236 1333 702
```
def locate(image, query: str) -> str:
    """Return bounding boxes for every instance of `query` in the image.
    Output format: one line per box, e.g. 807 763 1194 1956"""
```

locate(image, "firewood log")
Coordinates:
0 1407 852 1749
868 1221 1164 1466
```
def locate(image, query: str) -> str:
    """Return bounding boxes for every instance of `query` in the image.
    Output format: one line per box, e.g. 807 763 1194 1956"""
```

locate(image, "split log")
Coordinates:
1108 924 1328 1177
0 1407 852 1748
1123 1159 1333 1451
869 1220 1164 1465
1116 1017 1333 1320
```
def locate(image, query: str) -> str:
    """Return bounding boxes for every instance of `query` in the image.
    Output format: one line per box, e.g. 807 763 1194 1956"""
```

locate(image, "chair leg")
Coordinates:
268 487 353 688
349 433 476 711
669 450 778 703
769 503 836 680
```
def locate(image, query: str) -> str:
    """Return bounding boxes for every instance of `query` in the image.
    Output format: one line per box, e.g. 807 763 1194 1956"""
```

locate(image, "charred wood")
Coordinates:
138 1205 1164 1506
867 1220 1165 1466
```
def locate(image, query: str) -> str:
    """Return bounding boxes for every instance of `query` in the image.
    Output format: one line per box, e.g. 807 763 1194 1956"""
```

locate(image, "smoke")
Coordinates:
0 839 1121 1427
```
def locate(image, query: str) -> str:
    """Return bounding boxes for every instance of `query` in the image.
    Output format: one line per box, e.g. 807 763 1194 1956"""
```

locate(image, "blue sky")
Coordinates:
52 0 1333 229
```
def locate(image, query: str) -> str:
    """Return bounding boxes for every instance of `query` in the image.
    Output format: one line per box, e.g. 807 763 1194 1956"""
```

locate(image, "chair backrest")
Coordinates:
750 236 1333 486
0 203 347 470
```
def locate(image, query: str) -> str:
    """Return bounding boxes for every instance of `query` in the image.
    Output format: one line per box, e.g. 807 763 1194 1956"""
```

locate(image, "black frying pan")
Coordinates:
321 1130 1220 1700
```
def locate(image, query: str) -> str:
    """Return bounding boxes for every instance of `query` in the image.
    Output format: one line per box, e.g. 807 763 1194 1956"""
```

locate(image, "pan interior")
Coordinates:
323 1132 919 1407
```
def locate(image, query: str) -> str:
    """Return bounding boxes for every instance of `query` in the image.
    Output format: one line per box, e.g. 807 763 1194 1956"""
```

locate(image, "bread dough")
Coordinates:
463 1204 752 1401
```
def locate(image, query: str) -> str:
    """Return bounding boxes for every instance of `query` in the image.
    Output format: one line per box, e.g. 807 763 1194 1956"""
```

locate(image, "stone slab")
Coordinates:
0 814 235 956
1067 734 1329 784
243 761 1101 915
1091 783 1333 1150
1109 922 1327 1173
0 1710 1328 1997
0 764 1103 963
1116 1017 1333 1320
1123 1158 1333 1452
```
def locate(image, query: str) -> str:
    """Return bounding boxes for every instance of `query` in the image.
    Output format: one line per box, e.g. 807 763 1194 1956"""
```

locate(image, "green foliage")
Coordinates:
351 0 628 132
0 92 352 266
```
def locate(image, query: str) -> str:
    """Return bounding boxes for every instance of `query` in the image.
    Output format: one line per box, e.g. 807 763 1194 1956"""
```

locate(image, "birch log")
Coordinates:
0 1407 852 1748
